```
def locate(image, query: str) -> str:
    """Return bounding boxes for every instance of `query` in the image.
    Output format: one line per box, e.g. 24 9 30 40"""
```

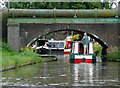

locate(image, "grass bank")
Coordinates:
1 42 43 71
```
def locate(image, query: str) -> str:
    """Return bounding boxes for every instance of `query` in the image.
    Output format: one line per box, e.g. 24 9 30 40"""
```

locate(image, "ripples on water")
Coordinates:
1 54 120 87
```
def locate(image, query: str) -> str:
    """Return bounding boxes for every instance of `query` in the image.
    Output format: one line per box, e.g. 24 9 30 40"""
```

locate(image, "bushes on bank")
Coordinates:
94 44 102 56
1 42 43 70
104 50 120 61
93 44 119 61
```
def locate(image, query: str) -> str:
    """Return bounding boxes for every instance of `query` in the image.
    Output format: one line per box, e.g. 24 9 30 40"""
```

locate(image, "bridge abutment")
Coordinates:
7 23 20 53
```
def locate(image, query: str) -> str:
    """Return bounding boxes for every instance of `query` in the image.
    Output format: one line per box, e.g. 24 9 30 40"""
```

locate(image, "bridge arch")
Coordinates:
27 28 108 51
19 22 118 57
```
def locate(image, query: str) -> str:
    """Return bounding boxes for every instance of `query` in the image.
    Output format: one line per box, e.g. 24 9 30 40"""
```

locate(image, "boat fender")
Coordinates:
82 58 86 62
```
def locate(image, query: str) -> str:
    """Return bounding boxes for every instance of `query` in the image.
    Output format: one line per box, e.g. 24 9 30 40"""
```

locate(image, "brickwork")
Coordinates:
7 23 20 53
20 23 119 48
7 22 119 53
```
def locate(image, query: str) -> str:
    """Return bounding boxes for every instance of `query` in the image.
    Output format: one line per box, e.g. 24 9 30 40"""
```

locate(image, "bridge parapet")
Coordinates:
1 9 119 53
8 9 120 18
1 9 120 20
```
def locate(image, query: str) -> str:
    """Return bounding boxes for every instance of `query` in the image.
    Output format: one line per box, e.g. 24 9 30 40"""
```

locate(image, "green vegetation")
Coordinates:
1 42 43 71
93 44 120 61
7 2 110 9
105 50 120 61
72 34 79 41
94 44 102 56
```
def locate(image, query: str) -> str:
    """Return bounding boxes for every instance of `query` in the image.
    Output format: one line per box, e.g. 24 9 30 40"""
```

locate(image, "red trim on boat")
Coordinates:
74 59 92 63
65 41 71 49
64 52 70 54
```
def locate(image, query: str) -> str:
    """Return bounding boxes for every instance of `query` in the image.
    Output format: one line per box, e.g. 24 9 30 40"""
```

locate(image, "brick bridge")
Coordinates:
2 9 119 54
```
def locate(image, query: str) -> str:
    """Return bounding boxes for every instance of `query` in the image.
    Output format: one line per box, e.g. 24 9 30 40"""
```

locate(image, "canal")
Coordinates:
1 55 120 87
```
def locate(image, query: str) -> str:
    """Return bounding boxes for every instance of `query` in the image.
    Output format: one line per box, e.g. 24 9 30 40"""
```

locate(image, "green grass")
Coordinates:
1 42 43 70
104 50 120 61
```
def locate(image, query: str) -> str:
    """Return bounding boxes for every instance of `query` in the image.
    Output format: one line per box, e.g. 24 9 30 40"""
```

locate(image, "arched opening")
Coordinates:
27 29 108 57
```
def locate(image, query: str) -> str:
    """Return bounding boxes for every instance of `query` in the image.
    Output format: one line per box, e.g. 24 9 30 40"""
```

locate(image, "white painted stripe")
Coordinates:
74 42 79 54
89 42 94 54
64 49 71 52
75 55 93 59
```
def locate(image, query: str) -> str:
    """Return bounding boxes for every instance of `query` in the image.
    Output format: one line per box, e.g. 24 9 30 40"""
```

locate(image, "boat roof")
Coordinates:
38 39 48 42
73 40 82 42
73 40 93 43
49 40 64 42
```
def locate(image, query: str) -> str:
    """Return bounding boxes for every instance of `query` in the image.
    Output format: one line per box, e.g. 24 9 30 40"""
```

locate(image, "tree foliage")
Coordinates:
94 44 102 56
6 2 110 9
72 34 79 41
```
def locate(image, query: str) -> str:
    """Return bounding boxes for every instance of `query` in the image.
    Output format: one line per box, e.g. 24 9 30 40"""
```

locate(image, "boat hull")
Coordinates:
64 52 70 54
64 49 71 54
50 50 64 55
51 49 64 51
74 59 95 63
37 48 50 54
70 54 96 63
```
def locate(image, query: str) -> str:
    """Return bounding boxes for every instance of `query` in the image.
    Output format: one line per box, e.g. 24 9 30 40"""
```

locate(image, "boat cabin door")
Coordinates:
73 42 84 54
73 41 94 54
79 42 84 54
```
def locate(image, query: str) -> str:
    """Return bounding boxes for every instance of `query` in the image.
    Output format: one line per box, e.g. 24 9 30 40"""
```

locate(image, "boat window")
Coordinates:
37 40 45 46
49 42 64 48
59 42 64 48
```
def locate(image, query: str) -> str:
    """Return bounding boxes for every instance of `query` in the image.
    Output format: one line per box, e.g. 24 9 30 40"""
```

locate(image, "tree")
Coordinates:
6 2 110 9
72 34 79 41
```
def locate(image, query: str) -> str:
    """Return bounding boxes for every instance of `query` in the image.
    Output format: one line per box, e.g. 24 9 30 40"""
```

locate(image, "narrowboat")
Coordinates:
70 41 96 63
48 40 64 51
36 39 50 54
64 36 72 54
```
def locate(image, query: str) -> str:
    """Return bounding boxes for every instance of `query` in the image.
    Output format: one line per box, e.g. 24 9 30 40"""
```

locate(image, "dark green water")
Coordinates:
1 55 120 87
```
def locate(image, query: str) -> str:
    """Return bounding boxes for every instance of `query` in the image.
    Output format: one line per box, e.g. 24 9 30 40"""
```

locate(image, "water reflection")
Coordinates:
72 63 94 86
1 58 72 86
1 55 120 87
71 61 119 86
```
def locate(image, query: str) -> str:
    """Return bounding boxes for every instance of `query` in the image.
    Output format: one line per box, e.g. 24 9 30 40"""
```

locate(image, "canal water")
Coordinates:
1 55 120 87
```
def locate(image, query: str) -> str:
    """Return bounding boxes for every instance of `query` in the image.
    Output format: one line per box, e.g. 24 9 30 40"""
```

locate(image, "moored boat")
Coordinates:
48 40 64 51
70 41 96 63
36 39 50 54
64 36 72 54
